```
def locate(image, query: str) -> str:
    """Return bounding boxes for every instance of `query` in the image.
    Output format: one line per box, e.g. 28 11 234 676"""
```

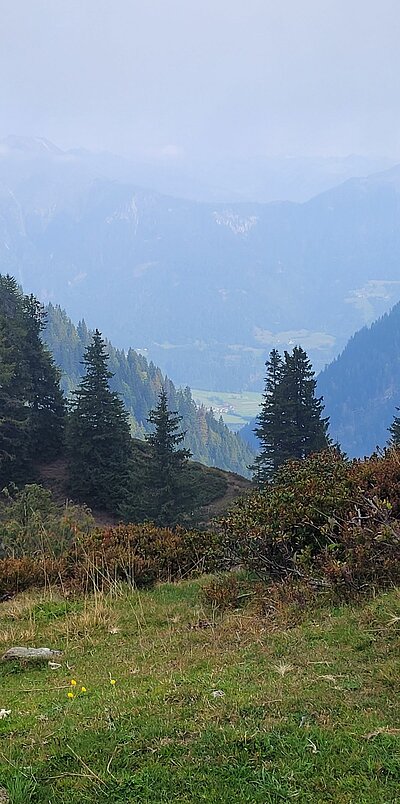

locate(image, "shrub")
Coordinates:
0 484 95 558
201 573 252 610
71 523 225 592
220 448 400 596
0 556 66 597
220 449 353 579
316 495 400 596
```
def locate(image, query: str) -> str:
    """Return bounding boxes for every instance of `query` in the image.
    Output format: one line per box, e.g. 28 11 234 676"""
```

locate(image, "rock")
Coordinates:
1 647 63 663
0 786 9 803
0 709 11 719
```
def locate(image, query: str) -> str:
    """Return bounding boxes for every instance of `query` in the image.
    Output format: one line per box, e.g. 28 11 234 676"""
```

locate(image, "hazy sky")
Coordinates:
1 0 400 160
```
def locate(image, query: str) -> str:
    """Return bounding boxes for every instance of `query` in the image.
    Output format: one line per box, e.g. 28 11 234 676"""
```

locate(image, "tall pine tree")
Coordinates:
67 330 132 512
254 346 330 483
144 389 191 525
252 349 285 483
0 275 65 486
388 408 400 446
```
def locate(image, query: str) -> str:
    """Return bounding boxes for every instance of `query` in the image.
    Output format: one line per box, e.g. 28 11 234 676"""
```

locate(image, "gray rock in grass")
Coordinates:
1 647 63 663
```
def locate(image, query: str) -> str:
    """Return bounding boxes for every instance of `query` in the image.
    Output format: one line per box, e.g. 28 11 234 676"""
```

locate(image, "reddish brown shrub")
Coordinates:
0 556 66 597
71 523 224 591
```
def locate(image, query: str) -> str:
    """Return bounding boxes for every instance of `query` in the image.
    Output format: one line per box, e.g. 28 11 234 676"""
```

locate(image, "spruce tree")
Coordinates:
254 346 330 483
280 346 330 462
253 349 285 483
67 330 132 512
388 408 400 445
23 294 65 463
0 275 65 486
144 389 191 525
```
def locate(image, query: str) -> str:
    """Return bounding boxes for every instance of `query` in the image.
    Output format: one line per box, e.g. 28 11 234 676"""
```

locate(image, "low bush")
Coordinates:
0 484 94 558
0 555 66 597
71 523 225 592
220 449 353 579
220 448 400 596
201 573 252 610
0 520 225 597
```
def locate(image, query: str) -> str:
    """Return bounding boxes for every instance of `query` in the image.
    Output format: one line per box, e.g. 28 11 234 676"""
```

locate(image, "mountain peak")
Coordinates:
1 136 63 156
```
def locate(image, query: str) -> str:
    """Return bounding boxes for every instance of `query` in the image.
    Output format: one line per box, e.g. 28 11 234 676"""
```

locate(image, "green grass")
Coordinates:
0 581 399 803
192 390 262 428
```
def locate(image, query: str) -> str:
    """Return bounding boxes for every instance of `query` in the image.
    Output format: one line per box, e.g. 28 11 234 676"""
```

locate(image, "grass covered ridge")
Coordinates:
0 580 399 803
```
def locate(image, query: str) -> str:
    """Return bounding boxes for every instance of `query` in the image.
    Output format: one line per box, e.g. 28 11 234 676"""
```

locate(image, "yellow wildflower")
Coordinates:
70 679 77 687
110 678 116 686
81 686 87 693
67 692 74 699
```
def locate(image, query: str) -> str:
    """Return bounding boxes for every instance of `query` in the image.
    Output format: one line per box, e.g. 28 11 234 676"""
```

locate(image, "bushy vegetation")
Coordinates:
221 448 400 595
0 490 225 597
1 447 400 603
0 484 94 559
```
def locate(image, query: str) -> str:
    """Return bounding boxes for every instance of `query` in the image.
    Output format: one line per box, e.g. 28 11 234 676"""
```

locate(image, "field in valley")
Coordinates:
192 390 262 430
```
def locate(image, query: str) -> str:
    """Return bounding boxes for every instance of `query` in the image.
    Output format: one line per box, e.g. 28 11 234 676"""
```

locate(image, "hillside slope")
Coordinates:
37 451 251 528
43 303 254 476
317 302 400 456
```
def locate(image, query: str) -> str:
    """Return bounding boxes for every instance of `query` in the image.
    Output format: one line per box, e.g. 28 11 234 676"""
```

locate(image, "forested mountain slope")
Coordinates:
2 139 400 389
317 302 400 456
239 303 400 459
43 304 254 476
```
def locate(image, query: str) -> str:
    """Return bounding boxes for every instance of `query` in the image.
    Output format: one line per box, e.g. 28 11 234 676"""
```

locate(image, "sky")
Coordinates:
1 0 400 161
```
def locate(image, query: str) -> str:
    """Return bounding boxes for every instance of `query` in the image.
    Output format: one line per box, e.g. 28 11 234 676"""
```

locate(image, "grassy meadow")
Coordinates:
192 390 262 429
0 579 399 803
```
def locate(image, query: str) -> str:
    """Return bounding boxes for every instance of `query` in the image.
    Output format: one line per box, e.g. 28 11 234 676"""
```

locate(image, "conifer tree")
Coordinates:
254 346 330 483
144 389 191 525
281 346 330 461
388 408 400 446
0 275 65 486
67 330 132 512
23 294 65 463
253 349 285 483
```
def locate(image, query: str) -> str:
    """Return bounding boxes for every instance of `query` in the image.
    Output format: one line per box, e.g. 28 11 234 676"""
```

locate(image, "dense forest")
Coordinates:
43 303 254 477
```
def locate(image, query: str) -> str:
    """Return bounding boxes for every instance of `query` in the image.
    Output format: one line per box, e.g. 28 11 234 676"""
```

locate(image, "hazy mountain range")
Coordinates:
241 301 400 459
317 301 400 456
1 136 400 391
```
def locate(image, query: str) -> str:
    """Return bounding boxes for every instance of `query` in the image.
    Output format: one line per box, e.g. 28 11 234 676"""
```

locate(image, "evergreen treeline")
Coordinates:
44 303 253 476
0 277 231 523
0 276 65 487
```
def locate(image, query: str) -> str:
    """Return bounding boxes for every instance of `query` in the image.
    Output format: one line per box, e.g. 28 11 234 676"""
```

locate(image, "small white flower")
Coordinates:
211 689 225 698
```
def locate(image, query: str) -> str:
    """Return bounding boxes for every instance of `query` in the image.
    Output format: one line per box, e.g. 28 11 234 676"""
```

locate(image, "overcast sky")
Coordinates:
1 0 400 161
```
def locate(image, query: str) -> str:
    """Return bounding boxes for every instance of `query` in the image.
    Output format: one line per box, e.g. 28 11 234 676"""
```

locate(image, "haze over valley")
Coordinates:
2 136 400 397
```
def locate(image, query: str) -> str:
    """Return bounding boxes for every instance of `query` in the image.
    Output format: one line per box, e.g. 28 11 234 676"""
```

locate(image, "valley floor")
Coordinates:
0 580 399 803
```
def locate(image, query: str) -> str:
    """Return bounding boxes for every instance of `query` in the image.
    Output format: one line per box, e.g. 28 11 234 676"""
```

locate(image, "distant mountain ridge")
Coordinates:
1 137 400 390
317 302 400 456
242 302 400 459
